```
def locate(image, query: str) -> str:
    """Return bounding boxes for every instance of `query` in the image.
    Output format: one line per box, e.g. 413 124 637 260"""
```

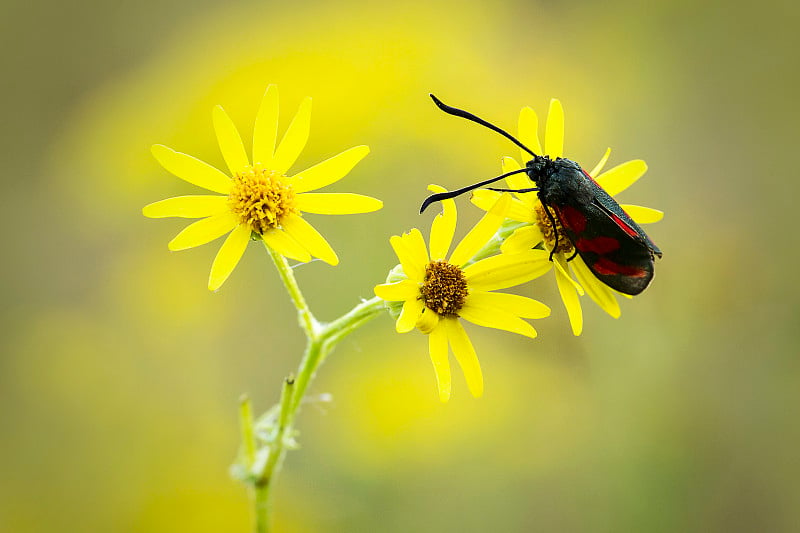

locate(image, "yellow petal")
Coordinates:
397 298 425 333
281 214 338 265
449 193 511 266
554 254 583 336
252 84 279 166
571 256 620 319
374 280 420 302
428 323 452 402
142 195 229 218
472 190 534 223
208 223 251 291
589 147 612 178
428 184 457 261
390 232 424 281
459 300 538 339
261 228 311 263
168 212 239 251
212 106 250 176
544 99 564 158
594 160 647 197
416 307 440 334
403 228 430 271
464 250 552 291
291 146 370 193
466 291 551 319
518 106 543 159
445 318 483 398
295 193 383 214
272 97 312 174
500 225 544 254
621 204 664 224
551 251 584 295
150 145 232 194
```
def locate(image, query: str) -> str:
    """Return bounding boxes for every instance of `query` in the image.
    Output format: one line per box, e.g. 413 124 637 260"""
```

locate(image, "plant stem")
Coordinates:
246 251 386 532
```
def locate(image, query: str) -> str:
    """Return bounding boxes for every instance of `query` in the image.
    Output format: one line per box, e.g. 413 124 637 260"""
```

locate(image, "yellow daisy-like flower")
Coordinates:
143 85 382 291
472 99 663 335
375 186 552 402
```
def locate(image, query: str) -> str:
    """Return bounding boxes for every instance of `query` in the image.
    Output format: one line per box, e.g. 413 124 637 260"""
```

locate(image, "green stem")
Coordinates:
246 251 386 532
264 246 317 336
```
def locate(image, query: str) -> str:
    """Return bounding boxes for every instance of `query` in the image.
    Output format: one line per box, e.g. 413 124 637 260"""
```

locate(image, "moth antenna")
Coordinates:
419 167 530 213
430 94 538 158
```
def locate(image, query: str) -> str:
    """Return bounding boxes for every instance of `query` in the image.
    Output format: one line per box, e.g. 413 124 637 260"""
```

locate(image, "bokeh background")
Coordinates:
2 0 799 531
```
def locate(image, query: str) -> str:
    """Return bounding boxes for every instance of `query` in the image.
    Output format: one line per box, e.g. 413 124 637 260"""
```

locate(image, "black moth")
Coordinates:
420 94 662 296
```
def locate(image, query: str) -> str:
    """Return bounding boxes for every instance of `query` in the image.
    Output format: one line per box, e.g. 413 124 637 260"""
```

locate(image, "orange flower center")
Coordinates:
534 202 573 254
228 165 297 234
421 260 468 316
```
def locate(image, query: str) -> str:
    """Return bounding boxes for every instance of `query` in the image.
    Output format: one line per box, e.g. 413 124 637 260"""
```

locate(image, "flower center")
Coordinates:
534 203 573 254
228 165 298 235
421 260 468 316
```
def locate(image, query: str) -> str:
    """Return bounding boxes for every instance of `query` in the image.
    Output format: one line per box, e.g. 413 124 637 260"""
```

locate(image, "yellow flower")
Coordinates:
375 186 552 402
143 85 382 291
472 99 663 335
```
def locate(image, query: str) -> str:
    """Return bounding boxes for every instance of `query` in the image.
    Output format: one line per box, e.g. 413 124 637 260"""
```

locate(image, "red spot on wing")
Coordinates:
558 205 587 233
575 236 620 254
611 213 639 237
591 257 647 278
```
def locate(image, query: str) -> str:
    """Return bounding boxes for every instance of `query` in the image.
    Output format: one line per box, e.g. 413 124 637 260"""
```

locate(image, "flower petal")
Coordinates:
397 297 424 333
428 184 457 261
571 256 620 319
252 85 279 166
500 156 531 194
295 193 382 214
151 145 232 194
500 225 544 254
589 147 612 178
472 190 534 222
168 212 239 251
374 280 420 302
281 214 338 265
554 254 583 336
459 300 538 339
544 99 564 158
208 223 251 291
463 250 552 291
291 145 370 193
445 318 483 398
272 97 312 174
449 193 511 267
416 307 440 334
261 228 311 263
142 195 229 218
402 228 430 272
466 291 551 319
428 323 451 402
621 204 664 224
594 160 647 197
212 106 250 176
390 232 424 281
518 106 543 160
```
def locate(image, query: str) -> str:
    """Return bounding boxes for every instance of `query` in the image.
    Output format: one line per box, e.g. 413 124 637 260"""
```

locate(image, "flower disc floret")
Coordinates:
421 260 468 316
229 165 298 234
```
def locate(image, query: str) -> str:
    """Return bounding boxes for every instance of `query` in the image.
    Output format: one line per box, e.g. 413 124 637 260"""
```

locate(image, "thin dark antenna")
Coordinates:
429 94 538 158
419 167 532 213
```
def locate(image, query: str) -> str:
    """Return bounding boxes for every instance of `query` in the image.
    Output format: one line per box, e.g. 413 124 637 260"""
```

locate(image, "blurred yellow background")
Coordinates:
2 0 799 531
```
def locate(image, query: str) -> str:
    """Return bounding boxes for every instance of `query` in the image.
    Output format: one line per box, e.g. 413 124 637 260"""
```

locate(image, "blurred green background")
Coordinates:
2 0 799 531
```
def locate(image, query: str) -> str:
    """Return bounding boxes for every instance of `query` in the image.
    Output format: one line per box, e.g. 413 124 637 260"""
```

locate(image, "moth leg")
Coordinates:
566 249 579 261
543 205 559 262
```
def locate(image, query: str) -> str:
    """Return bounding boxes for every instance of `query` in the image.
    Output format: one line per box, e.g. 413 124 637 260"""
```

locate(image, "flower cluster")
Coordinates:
144 89 662 402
